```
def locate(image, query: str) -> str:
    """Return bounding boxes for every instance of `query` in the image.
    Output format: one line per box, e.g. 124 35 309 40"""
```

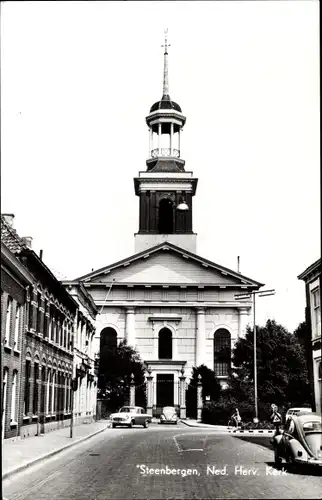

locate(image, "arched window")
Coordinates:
214 329 231 376
40 366 46 417
158 327 172 359
32 362 39 415
24 359 31 416
158 198 173 234
51 371 56 414
100 327 117 355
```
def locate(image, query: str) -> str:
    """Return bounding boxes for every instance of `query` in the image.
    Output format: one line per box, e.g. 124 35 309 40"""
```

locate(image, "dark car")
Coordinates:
272 412 322 467
159 406 178 424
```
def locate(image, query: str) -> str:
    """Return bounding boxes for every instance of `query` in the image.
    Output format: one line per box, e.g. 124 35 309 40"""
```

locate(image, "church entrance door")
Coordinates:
156 374 174 414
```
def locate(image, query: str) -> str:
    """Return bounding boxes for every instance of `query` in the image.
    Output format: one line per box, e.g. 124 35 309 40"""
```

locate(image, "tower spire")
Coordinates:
161 28 170 98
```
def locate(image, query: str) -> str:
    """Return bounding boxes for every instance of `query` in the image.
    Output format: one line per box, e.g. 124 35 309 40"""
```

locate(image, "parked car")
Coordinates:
159 406 178 424
110 406 152 428
272 412 322 467
285 407 312 422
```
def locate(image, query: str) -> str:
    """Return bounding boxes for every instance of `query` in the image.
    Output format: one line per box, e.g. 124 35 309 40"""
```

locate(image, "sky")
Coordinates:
1 1 320 333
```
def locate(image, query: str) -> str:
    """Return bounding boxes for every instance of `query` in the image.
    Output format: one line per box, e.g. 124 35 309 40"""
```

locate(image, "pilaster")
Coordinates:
238 307 250 338
197 374 202 421
146 369 153 416
179 368 186 419
196 307 206 366
125 307 136 347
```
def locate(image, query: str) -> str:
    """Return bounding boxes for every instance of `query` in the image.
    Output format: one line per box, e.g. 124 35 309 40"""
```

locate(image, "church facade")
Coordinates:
75 33 263 417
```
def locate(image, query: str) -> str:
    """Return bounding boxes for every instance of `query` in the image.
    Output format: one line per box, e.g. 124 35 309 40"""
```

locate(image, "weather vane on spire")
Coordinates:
161 29 170 97
161 28 170 55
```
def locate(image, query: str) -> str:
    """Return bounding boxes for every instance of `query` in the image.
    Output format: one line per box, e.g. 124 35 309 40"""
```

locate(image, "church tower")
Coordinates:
134 30 198 254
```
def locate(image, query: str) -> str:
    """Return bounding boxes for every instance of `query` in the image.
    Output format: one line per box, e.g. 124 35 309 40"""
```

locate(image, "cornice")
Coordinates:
94 301 251 309
85 281 253 289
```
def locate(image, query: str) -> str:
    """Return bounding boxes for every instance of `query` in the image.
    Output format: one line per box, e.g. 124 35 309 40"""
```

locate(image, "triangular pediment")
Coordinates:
76 242 263 288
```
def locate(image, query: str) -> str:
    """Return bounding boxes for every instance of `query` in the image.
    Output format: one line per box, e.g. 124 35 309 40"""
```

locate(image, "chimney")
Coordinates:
39 249 43 260
22 236 33 249
2 213 15 227
237 256 240 273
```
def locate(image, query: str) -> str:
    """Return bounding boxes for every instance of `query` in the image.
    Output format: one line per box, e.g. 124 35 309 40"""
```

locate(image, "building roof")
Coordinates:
1 215 27 254
148 158 185 173
1 241 34 286
75 241 264 288
298 258 321 281
150 95 182 113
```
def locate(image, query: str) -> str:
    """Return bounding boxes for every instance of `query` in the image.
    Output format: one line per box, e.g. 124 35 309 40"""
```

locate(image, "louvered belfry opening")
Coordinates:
158 198 173 234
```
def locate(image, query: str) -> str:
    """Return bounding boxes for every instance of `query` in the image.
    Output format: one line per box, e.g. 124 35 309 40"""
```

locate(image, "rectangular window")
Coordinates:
28 299 33 330
43 300 48 338
66 323 70 350
57 319 61 345
312 288 321 336
48 317 52 340
14 304 21 348
51 317 56 342
5 296 13 344
36 292 42 334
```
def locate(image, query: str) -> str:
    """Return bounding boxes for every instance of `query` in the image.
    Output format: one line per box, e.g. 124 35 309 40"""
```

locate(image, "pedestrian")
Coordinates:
270 404 282 436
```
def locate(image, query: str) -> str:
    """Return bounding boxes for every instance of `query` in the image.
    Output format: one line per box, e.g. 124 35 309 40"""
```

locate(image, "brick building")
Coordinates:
62 281 98 424
1 214 78 438
1 217 34 439
298 258 321 414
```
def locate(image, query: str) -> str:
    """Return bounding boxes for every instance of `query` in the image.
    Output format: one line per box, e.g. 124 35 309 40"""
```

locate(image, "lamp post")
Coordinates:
235 288 276 421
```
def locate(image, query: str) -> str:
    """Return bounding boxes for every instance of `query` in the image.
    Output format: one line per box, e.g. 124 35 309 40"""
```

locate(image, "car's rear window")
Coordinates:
120 407 137 413
303 421 322 432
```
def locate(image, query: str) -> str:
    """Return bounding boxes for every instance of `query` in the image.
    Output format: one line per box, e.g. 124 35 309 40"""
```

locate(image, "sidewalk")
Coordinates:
2 420 110 480
181 419 274 434
180 419 228 431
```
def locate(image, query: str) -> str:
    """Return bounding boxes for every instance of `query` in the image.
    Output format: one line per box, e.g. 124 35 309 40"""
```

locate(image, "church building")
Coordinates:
75 33 263 417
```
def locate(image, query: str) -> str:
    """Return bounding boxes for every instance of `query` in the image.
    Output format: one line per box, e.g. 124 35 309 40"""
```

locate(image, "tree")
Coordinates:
186 364 221 418
230 319 311 417
97 339 146 412
293 321 315 409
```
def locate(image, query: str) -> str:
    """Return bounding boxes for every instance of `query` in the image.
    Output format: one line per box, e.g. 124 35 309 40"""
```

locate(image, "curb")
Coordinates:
229 429 274 434
2 425 109 480
180 421 274 434
180 420 228 430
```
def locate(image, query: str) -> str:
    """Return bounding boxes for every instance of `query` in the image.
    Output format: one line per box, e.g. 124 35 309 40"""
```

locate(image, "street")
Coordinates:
3 423 322 500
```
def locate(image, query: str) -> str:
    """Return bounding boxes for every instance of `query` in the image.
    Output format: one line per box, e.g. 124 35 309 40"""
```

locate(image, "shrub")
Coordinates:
242 420 275 430
202 396 255 425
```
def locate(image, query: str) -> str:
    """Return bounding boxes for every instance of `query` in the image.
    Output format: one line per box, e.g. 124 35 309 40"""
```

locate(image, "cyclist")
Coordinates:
231 408 241 428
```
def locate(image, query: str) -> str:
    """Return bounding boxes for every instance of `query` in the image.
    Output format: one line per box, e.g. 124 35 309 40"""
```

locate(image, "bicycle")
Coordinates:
227 417 238 428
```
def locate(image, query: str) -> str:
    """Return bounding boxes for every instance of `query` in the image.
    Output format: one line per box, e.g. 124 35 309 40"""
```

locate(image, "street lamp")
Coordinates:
235 288 276 421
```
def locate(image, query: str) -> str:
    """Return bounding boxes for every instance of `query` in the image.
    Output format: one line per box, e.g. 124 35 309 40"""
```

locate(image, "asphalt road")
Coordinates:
3 423 322 500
